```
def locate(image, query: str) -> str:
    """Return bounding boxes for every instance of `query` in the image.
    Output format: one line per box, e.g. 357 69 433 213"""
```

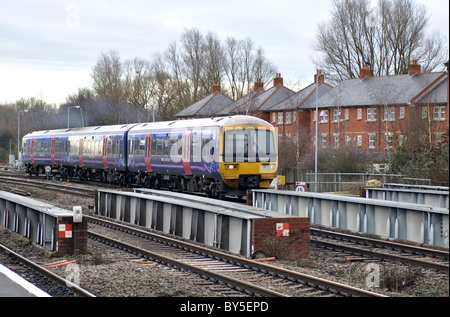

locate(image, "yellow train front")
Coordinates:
217 116 278 197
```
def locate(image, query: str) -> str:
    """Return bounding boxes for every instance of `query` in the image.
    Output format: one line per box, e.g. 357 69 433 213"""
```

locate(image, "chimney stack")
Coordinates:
211 81 221 93
273 73 283 86
314 70 324 83
254 78 264 90
360 64 372 79
409 60 421 75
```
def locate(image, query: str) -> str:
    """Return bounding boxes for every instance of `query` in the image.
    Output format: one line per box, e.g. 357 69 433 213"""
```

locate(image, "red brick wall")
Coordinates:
252 217 310 260
56 216 87 256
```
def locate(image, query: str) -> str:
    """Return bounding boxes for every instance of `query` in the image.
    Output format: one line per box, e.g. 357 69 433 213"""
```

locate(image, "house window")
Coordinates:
386 133 393 149
286 112 292 124
367 108 377 121
422 107 428 119
357 108 362 120
399 107 405 119
368 133 376 149
433 106 446 121
345 135 351 145
334 133 339 148
384 107 395 121
320 110 328 123
272 112 276 123
321 134 327 148
357 135 362 147
293 111 297 123
333 109 341 122
278 112 283 124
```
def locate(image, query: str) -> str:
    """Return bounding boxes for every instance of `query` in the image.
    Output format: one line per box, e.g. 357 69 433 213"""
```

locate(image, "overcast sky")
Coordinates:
0 0 448 105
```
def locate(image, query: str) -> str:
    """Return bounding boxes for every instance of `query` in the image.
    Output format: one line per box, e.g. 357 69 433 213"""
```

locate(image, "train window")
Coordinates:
191 132 200 162
151 138 157 155
156 139 163 155
162 139 168 156
139 139 145 155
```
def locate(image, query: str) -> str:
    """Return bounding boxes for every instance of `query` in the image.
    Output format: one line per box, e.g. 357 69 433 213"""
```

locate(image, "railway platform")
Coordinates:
0 263 50 297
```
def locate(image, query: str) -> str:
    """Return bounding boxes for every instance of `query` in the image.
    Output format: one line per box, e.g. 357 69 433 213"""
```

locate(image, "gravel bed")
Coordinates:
1 181 448 297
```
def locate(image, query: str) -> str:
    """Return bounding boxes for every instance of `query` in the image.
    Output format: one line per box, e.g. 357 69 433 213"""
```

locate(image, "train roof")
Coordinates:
23 116 273 139
129 115 273 133
23 123 139 139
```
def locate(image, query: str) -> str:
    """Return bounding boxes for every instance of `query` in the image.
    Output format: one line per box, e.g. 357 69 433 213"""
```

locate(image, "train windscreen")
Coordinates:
224 127 276 163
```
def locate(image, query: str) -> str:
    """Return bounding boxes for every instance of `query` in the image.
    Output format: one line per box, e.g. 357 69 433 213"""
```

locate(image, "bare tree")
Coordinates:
313 0 448 83
91 50 124 123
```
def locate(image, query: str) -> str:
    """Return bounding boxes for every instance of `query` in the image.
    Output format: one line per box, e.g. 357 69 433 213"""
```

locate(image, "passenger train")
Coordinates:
22 116 278 198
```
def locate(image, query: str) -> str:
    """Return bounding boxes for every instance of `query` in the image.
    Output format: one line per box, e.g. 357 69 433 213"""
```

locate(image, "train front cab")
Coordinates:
219 124 277 196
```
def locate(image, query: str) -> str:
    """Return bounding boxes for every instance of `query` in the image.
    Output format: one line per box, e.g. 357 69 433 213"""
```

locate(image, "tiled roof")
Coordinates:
302 72 446 109
414 75 448 105
217 85 295 115
216 88 265 115
270 82 333 111
175 91 233 117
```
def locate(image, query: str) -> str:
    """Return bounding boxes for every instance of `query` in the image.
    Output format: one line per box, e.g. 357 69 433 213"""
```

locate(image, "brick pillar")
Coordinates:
252 217 310 260
55 216 87 256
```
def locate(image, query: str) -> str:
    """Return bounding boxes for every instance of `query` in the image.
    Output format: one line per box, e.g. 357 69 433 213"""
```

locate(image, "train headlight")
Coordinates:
260 163 276 173
226 164 239 170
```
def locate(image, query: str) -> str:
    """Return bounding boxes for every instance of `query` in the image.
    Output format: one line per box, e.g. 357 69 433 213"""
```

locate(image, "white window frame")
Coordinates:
399 107 405 119
384 107 395 121
285 111 292 124
357 135 362 147
357 108 362 120
321 134 327 148
334 133 339 148
422 107 428 119
368 133 376 149
367 108 377 122
320 110 328 123
433 106 446 121
386 132 393 149
278 112 283 124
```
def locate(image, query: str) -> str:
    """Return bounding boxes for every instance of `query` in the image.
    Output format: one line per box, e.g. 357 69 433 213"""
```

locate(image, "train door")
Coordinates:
51 137 56 165
30 138 35 164
182 130 192 175
145 132 152 172
102 135 108 168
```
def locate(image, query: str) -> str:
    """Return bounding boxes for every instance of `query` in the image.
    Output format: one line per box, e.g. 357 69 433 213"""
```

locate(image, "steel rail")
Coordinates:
311 228 449 273
0 243 96 297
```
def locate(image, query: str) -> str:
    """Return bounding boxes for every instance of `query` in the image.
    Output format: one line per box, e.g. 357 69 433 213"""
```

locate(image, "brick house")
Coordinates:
294 62 448 154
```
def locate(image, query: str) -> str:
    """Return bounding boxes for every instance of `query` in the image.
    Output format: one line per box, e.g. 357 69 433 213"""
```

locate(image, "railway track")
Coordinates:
0 243 95 297
1 173 448 296
311 228 449 273
87 215 385 297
